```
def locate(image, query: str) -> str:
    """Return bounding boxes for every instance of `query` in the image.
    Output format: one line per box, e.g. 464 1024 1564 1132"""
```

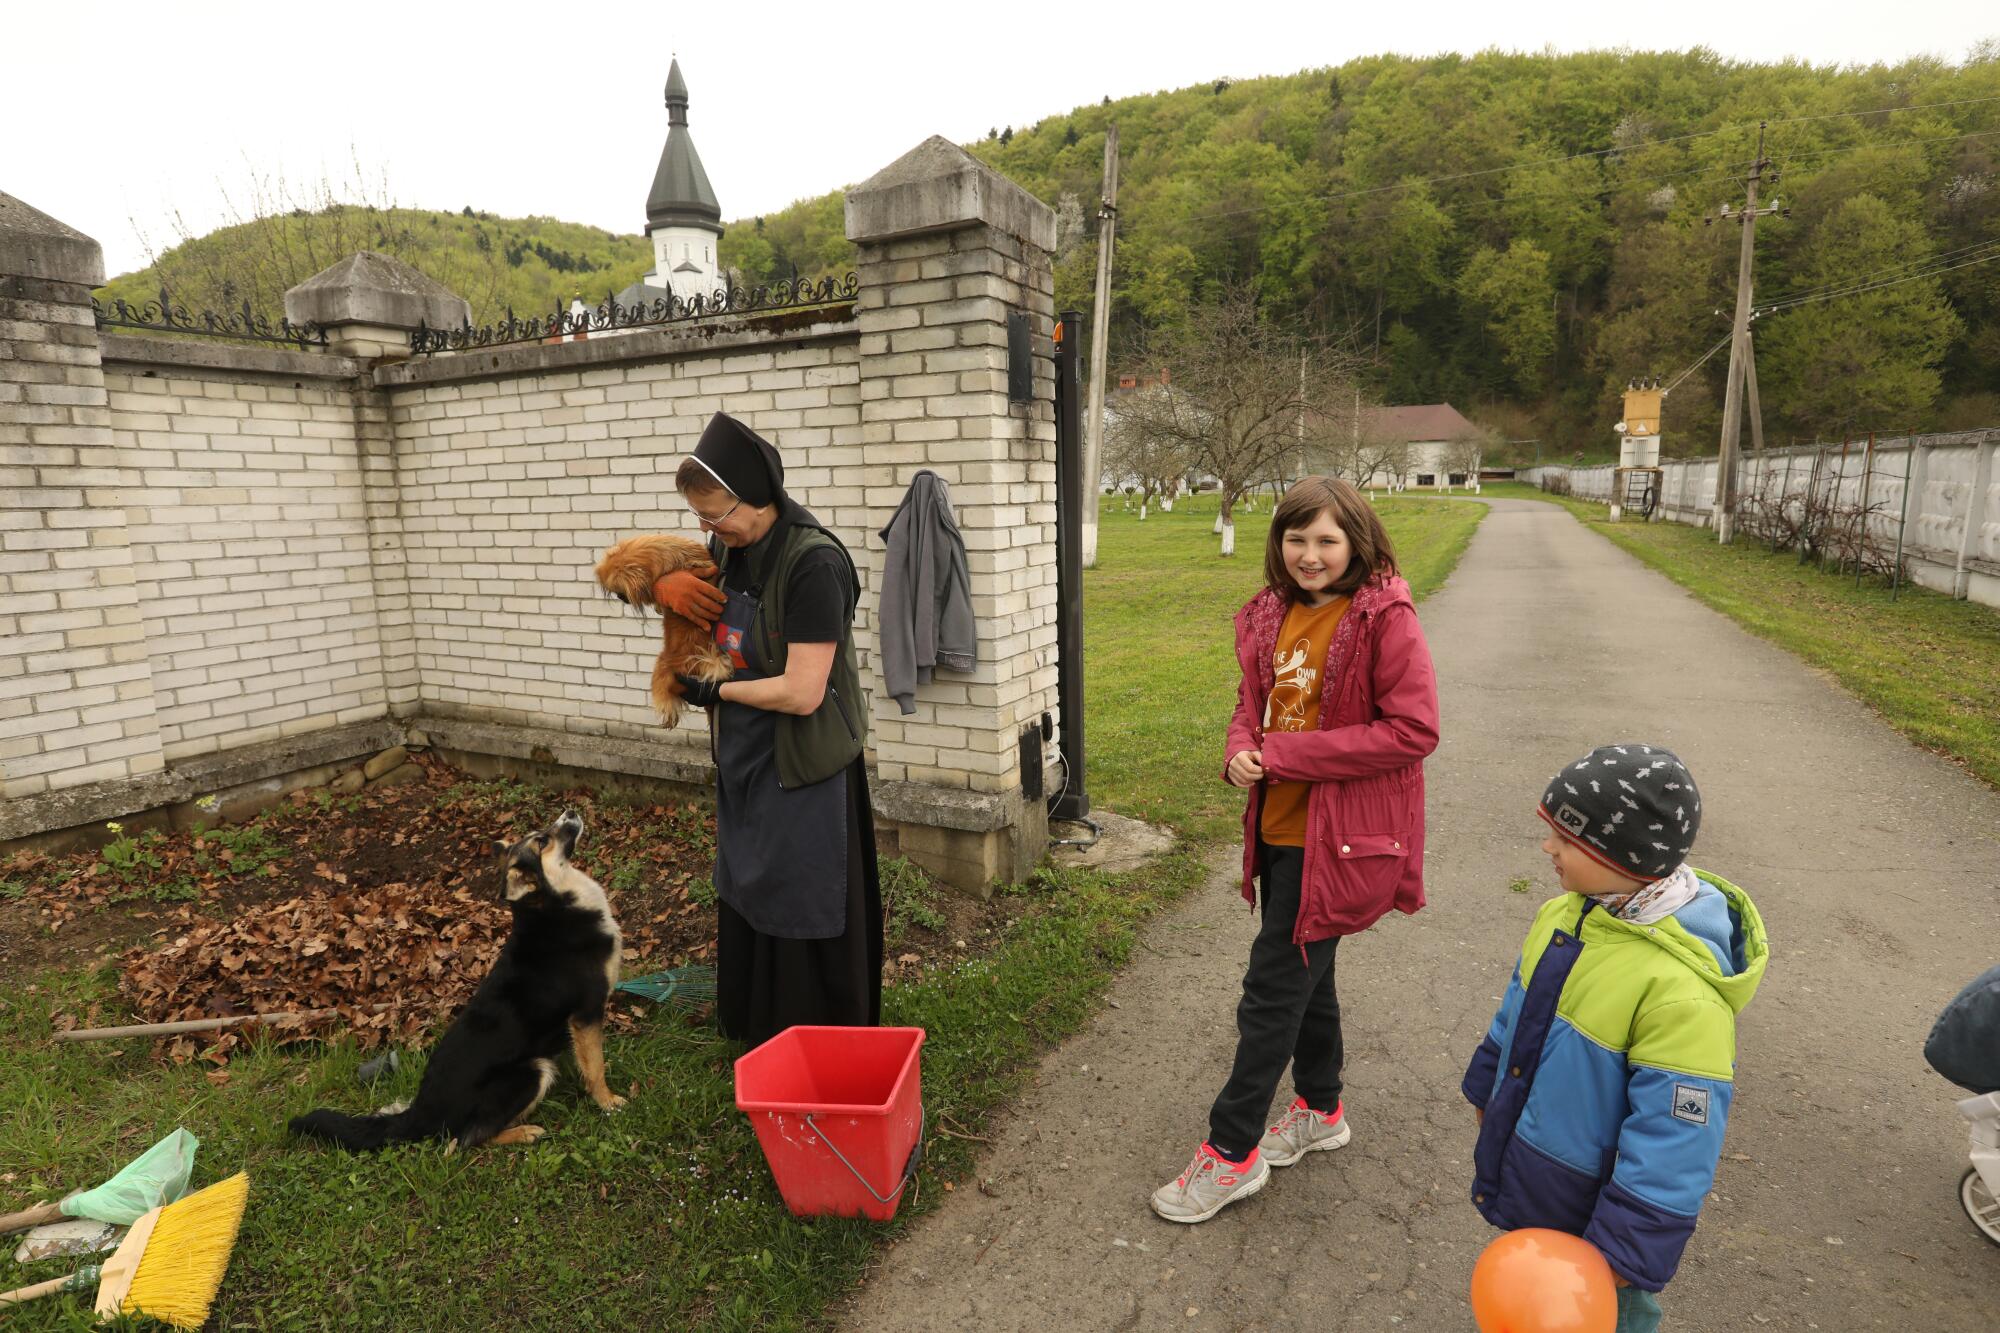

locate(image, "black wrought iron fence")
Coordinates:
409 273 861 356
91 288 330 350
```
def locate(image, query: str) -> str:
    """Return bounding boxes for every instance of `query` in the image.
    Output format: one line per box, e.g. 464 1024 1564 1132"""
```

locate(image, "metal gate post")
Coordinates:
1051 309 1090 822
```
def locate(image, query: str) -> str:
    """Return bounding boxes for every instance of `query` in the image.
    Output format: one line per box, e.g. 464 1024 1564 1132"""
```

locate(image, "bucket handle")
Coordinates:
802 1100 925 1207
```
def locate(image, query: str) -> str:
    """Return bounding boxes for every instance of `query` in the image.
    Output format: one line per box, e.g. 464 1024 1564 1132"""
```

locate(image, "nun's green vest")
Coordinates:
713 512 867 789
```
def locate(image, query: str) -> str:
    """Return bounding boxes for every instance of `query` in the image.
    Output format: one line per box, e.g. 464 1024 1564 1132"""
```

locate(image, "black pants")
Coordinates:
1207 842 1345 1158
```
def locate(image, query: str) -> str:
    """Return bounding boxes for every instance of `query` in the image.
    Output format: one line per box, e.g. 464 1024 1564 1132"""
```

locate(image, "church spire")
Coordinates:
645 57 720 233
665 56 689 128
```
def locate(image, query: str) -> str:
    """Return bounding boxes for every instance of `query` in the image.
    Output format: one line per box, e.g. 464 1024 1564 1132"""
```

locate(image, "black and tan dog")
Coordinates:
288 811 625 1152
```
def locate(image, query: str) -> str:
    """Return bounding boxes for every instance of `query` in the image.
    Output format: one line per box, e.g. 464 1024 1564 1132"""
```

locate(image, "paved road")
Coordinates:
840 498 2000 1331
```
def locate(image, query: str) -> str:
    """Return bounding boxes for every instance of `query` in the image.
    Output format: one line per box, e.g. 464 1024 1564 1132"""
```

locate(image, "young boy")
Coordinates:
1464 745 1767 1332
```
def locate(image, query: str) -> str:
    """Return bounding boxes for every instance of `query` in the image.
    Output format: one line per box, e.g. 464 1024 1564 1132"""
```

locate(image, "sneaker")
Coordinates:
1149 1143 1270 1223
1258 1097 1351 1167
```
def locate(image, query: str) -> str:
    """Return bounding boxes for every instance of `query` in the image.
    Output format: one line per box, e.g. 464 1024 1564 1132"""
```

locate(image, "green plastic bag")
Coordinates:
62 1128 197 1226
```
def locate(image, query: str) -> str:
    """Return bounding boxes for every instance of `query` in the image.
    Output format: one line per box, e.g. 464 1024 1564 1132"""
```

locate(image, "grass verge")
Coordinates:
0 852 1205 1332
1479 481 2000 788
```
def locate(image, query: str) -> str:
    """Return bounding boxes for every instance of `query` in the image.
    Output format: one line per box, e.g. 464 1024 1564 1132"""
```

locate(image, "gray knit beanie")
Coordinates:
1536 744 1700 882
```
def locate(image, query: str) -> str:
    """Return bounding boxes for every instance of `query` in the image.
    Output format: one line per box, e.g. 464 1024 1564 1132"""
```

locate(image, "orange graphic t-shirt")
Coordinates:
1258 594 1351 847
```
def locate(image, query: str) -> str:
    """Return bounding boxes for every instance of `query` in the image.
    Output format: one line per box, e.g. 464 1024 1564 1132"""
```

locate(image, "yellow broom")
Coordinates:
0 1171 248 1328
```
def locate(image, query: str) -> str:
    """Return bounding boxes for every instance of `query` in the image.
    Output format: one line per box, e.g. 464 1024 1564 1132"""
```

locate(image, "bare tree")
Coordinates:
1439 433 1486 490
1119 287 1363 555
1306 396 1415 490
1103 397 1194 520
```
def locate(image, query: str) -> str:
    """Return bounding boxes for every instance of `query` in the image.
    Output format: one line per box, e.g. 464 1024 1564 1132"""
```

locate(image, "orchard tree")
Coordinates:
1117 287 1363 555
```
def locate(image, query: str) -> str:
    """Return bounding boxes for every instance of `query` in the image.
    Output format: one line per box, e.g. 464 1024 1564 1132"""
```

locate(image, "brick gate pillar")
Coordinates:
0 194 173 834
844 138 1060 891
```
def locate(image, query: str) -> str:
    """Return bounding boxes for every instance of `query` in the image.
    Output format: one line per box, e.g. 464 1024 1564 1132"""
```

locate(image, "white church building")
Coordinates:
616 58 723 309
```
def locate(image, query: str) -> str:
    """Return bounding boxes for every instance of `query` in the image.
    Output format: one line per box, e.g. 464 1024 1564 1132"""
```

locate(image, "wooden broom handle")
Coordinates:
0 1199 65 1233
0 1269 92 1306
52 1003 392 1043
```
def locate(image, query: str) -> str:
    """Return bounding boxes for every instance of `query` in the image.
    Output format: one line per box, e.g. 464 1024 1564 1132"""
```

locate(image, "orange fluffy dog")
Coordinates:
594 534 733 728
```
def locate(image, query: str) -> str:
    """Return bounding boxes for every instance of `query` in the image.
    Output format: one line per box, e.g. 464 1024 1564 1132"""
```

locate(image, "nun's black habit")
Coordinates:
691 413 882 1047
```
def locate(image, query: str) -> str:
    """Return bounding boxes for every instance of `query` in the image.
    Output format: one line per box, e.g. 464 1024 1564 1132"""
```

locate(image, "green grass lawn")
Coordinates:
0 850 1207 1332
0 491 1482 1331
1085 492 1485 839
1480 480 2000 789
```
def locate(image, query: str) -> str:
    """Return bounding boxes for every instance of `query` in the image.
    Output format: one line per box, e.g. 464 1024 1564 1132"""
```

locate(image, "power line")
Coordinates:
1652 241 1990 395
1663 333 1734 395
1755 245 2000 315
1143 98 2000 234
1757 236 2000 307
1758 244 2000 313
1123 125 2000 249
1762 93 2000 129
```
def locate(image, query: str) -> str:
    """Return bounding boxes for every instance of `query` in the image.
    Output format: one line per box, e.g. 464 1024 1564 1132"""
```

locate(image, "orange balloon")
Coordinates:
1469 1228 1619 1333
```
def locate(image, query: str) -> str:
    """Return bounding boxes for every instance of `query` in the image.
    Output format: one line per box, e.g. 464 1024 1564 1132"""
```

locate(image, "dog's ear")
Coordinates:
491 838 511 859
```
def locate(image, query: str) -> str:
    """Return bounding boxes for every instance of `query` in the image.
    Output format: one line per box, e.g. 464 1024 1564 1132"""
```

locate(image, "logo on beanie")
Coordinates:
1671 1083 1710 1125
1553 803 1590 838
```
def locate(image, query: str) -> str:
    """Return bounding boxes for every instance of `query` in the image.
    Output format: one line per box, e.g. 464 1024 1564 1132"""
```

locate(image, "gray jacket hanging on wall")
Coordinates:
877 469 977 715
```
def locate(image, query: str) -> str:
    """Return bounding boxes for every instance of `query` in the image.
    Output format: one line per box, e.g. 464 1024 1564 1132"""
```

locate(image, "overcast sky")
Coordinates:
8 1 1994 280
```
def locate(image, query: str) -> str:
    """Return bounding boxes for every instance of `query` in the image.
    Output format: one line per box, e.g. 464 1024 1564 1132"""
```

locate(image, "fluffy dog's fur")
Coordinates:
287 811 625 1153
594 533 733 727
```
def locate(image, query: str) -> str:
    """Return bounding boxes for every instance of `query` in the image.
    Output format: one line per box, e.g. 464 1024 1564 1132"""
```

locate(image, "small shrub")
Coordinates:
882 857 945 945
99 823 162 882
196 824 284 879
604 856 646 895
1508 875 1533 894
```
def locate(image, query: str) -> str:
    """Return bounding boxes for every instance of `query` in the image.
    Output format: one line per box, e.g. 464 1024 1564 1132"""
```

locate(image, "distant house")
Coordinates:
1361 403 1482 490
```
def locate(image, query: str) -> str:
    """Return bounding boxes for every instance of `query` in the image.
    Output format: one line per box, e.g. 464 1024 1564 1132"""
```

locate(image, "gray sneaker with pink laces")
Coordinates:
1149 1142 1270 1223
1258 1097 1351 1167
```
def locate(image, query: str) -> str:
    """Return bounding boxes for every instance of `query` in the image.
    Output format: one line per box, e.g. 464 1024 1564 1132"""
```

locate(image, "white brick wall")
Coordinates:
1 288 166 799
387 337 868 752
101 368 389 761
9 256 1055 825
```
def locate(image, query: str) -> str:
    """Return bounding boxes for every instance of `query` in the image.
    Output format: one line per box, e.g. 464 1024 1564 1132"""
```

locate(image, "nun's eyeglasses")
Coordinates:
690 496 742 526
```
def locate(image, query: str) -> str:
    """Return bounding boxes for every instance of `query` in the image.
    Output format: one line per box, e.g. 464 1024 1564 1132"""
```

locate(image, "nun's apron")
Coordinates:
710 554 882 1046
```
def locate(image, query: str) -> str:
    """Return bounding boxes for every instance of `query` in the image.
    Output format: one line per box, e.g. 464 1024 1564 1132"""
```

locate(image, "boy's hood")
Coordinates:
1618 870 1768 1014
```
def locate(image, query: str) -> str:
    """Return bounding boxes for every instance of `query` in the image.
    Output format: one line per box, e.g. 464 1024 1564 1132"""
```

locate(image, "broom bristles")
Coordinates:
615 964 717 1008
122 1171 248 1330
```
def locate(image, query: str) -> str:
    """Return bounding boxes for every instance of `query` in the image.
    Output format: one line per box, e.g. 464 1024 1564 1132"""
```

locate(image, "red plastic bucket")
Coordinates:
733 1025 926 1221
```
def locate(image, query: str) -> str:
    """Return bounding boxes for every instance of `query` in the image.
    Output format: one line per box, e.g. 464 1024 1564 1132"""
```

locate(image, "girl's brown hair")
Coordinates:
1263 475 1399 599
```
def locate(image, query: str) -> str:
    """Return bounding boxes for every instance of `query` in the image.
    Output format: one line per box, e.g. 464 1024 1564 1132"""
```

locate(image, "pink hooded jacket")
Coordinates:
1225 574 1440 945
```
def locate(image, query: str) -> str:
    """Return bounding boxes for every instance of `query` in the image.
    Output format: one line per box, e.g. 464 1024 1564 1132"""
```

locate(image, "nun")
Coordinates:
653 412 882 1046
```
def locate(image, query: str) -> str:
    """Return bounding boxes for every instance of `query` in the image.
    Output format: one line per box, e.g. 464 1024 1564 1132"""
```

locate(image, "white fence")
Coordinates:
1520 431 2000 610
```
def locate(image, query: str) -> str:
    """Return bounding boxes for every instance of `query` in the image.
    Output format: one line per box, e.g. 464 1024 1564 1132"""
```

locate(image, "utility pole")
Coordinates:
1080 125 1120 569
1708 122 1782 543
1743 329 1766 453
1296 347 1306 481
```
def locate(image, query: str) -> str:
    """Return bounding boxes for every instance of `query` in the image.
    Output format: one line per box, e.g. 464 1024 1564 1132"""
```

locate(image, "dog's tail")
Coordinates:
288 1103 434 1151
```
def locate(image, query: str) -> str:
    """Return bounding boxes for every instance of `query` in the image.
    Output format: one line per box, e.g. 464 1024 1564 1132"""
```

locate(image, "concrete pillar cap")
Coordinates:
283 251 471 332
844 136 1056 251
0 192 105 286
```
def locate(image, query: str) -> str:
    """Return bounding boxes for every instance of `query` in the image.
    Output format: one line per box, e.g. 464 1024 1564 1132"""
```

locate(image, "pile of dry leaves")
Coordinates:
6 757 723 1062
9 756 994 1066
116 880 515 1064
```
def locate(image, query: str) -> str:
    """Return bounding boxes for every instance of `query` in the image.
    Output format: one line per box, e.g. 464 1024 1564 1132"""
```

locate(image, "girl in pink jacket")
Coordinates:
1151 475 1440 1224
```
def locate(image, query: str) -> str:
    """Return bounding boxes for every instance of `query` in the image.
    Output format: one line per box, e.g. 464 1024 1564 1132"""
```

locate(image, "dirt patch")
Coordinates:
1 755 1016 1054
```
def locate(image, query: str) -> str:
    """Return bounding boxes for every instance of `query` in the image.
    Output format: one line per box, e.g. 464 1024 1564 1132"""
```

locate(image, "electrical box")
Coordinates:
1007 310 1033 404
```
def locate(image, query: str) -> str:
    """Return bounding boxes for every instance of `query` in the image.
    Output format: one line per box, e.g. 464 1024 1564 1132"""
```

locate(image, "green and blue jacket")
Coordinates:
1463 873 1768 1291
